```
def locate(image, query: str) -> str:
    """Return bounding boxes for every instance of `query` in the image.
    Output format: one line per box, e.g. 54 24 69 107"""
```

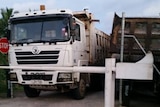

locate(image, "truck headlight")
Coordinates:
57 73 72 82
10 72 18 81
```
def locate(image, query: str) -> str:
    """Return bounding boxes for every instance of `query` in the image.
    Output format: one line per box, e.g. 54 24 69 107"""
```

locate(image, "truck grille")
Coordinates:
15 51 59 64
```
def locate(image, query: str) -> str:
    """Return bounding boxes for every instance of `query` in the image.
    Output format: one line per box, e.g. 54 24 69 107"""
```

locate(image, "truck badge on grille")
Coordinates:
32 46 40 54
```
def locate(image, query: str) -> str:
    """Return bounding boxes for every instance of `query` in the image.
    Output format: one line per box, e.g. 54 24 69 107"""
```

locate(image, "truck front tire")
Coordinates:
73 79 86 100
24 85 41 98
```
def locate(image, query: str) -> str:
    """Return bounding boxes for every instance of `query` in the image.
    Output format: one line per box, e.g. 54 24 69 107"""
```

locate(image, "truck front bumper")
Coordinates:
10 70 75 85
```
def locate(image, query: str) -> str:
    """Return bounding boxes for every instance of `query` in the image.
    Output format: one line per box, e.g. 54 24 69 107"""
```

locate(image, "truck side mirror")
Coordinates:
5 24 11 40
6 29 11 40
70 18 76 30
70 18 76 41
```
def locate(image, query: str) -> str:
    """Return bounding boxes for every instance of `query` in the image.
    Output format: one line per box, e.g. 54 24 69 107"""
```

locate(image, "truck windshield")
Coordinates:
10 17 70 44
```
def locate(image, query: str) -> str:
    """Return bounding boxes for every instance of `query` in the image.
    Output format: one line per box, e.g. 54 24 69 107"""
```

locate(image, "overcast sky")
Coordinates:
1 0 160 34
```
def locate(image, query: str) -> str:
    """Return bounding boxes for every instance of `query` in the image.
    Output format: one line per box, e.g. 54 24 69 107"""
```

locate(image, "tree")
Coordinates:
0 7 13 65
0 8 13 94
0 8 13 38
0 8 13 64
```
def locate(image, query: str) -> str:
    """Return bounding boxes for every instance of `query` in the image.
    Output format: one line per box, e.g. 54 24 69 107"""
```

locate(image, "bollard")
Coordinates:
105 58 116 107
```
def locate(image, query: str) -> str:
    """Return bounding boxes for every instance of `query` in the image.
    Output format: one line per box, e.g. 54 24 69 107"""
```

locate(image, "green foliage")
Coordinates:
0 53 8 93
0 53 8 65
0 70 7 93
0 7 13 94
0 8 13 37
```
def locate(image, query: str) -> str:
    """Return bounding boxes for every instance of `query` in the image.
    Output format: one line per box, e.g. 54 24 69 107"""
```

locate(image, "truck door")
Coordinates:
72 23 85 65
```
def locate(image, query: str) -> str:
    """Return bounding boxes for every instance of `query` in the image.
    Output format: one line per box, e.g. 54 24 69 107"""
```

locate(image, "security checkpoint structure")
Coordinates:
0 52 153 107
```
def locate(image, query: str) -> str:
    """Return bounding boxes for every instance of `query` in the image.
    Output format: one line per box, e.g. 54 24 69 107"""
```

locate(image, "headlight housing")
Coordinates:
10 72 18 81
57 73 72 82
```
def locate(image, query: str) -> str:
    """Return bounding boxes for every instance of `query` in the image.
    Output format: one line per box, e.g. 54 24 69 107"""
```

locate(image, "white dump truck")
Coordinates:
8 6 110 99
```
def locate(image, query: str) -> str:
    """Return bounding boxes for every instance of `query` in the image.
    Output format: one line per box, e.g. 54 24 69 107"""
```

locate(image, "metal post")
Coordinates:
120 13 125 62
119 12 125 105
105 58 116 107
6 69 11 98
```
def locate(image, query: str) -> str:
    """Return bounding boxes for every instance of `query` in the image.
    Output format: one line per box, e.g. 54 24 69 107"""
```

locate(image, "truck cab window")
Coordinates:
10 17 71 44
75 24 81 41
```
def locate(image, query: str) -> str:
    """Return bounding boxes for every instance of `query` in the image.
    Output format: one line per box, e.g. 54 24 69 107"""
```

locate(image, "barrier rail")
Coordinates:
0 52 153 107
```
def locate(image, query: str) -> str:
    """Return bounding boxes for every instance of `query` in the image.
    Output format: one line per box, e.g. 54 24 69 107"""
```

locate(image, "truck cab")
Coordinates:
9 8 89 99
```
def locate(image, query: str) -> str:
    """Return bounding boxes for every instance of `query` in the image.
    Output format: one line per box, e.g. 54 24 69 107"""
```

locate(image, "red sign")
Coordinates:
0 38 9 54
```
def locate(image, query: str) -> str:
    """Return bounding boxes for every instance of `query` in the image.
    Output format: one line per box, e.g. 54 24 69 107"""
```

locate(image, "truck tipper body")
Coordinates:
8 7 110 99
110 13 160 95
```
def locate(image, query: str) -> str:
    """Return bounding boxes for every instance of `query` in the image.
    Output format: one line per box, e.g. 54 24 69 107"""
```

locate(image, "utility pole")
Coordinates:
120 12 130 107
119 12 125 106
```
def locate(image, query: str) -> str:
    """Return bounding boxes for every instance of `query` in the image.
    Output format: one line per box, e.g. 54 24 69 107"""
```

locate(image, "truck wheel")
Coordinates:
73 79 86 100
23 86 41 98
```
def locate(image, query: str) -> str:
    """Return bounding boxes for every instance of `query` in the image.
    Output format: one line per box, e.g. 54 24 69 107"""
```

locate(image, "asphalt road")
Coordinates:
0 90 160 107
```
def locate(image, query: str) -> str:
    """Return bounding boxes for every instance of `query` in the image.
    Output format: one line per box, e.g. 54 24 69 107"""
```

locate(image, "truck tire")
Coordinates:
73 79 86 100
23 85 41 98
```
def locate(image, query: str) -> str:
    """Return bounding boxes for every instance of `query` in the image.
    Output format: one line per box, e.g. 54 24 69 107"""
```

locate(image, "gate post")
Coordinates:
105 58 116 107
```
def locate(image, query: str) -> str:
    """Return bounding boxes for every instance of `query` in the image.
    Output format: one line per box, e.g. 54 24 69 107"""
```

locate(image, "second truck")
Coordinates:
110 13 160 97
